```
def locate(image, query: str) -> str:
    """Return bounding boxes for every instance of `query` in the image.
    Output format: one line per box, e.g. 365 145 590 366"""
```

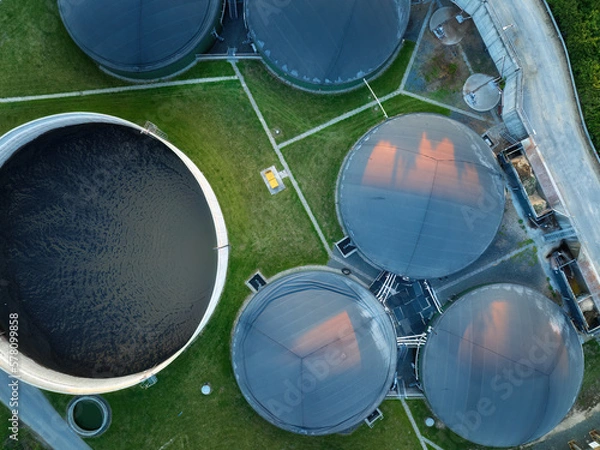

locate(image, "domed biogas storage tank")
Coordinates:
231 269 397 435
337 113 505 279
420 284 584 447
58 0 225 79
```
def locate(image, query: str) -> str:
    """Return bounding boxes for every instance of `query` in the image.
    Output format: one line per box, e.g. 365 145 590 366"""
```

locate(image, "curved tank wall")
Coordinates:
58 0 225 80
0 113 228 393
245 0 411 92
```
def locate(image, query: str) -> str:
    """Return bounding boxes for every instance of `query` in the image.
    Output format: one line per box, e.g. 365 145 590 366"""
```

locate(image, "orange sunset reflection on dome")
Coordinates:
292 311 361 374
361 133 483 204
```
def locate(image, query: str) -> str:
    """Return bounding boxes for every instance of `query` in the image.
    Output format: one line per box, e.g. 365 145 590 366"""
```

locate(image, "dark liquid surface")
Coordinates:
0 123 218 378
73 401 103 431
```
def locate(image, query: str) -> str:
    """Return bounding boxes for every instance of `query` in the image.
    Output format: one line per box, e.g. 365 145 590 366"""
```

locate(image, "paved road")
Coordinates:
488 0 600 282
0 371 91 450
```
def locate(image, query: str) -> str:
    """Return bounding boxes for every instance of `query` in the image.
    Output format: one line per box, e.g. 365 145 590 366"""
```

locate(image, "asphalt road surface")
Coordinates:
0 371 91 450
489 0 600 282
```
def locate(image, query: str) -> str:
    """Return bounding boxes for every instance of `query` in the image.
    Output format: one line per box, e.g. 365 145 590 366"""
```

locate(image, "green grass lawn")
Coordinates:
48 393 421 450
238 42 416 142
0 0 233 98
0 81 427 449
171 60 235 81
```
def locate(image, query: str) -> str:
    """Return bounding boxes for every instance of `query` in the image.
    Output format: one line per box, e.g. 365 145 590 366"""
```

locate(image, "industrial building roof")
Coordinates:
58 0 223 74
337 113 505 279
421 284 584 447
231 270 397 435
245 0 410 90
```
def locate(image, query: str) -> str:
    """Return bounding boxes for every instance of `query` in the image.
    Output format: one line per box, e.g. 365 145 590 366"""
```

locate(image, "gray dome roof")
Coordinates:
338 113 505 279
58 0 223 73
231 270 397 435
421 284 584 447
245 0 410 90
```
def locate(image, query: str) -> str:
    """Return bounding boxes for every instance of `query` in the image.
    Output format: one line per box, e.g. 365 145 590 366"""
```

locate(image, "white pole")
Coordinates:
363 78 389 119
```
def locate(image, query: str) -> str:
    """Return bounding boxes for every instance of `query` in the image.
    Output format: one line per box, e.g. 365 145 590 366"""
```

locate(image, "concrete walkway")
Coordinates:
435 243 536 295
484 0 600 283
230 61 331 254
0 76 238 104
400 399 429 450
0 372 91 450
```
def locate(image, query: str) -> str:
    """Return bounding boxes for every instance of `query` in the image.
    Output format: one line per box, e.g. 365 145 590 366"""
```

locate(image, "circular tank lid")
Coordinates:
245 0 411 90
421 284 584 447
231 270 397 435
463 73 502 112
337 113 505 279
429 6 469 46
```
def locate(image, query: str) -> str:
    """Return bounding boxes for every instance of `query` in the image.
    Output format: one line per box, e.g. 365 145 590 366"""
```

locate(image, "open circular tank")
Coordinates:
429 6 469 46
337 113 505 279
420 284 584 447
0 113 228 393
67 396 111 437
463 73 502 112
231 269 397 435
245 0 411 92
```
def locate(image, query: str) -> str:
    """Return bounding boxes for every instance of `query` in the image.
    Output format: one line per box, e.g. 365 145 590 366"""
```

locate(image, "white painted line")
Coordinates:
401 398 429 450
400 1 435 91
423 437 446 450
458 43 475 75
399 89 488 121
279 89 402 150
278 86 485 151
230 62 331 254
0 76 238 104
158 437 176 450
